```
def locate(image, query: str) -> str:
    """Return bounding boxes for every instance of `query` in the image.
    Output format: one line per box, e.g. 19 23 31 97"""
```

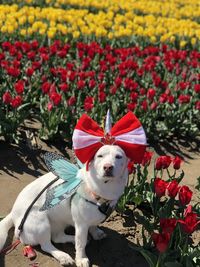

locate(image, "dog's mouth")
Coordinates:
103 170 114 178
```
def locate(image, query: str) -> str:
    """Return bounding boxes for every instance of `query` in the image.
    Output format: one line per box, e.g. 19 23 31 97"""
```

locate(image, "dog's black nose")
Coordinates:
103 164 114 173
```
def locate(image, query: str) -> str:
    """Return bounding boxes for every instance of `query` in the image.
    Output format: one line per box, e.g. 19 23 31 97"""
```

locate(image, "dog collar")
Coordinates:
84 185 108 205
76 184 115 218
76 192 114 218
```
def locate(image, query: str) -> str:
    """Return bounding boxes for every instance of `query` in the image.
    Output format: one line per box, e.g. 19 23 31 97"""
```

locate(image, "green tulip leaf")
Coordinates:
129 245 157 267
164 262 183 267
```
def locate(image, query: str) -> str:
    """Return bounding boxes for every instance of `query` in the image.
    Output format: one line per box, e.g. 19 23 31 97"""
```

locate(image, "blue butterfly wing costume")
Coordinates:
40 152 83 211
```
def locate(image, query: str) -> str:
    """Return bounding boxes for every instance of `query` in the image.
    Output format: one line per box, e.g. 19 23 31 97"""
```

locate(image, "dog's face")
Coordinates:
89 145 128 182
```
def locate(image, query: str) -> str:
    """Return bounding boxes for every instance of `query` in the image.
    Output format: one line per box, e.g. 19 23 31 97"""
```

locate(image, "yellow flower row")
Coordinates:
14 0 200 22
0 3 200 46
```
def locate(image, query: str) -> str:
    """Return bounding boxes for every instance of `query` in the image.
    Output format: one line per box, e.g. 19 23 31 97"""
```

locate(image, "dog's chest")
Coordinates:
71 193 108 225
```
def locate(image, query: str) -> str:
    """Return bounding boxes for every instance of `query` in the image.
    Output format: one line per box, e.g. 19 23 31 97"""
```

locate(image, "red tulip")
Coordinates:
30 40 39 50
178 95 190 104
167 180 180 198
194 84 200 93
160 218 177 234
14 80 24 94
98 91 106 103
11 95 22 108
159 93 168 103
127 161 135 174
152 232 171 253
153 75 161 87
59 83 68 92
41 82 51 94
140 88 146 95
115 76 122 87
67 96 76 106
147 88 156 100
13 40 22 50
6 67 20 77
155 156 172 170
128 90 137 101
141 100 148 111
137 67 144 76
40 53 49 61
2 91 12 104
49 92 62 106
110 86 117 95
26 67 34 77
77 80 85 90
2 41 11 50
178 81 189 91
178 210 200 234
150 102 158 110
89 79 96 89
13 59 20 68
142 151 153 166
172 156 182 170
195 101 200 110
84 96 94 112
179 186 192 206
27 51 36 60
154 178 167 197
127 102 136 111
32 61 41 70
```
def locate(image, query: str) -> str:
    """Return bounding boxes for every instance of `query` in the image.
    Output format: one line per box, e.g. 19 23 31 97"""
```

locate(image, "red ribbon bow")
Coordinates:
72 112 147 166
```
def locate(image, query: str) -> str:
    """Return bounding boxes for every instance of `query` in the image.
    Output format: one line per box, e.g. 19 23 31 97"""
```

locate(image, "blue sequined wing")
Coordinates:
40 152 82 211
44 152 80 181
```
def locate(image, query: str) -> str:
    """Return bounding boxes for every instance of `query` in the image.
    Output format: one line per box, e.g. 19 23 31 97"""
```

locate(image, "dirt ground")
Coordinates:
0 127 199 267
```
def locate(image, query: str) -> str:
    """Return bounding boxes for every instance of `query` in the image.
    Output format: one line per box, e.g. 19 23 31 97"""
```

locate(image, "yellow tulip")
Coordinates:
18 16 26 25
7 24 14 33
27 27 33 35
150 36 157 43
191 37 196 46
28 15 34 24
180 40 187 48
72 31 80 38
20 28 27 35
39 28 46 35
1 25 7 33
170 35 175 43
108 32 114 39
47 30 56 38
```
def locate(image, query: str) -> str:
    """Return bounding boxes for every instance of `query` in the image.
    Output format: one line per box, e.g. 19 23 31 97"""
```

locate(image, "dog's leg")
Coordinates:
89 226 107 240
41 241 74 266
52 232 75 244
75 224 90 267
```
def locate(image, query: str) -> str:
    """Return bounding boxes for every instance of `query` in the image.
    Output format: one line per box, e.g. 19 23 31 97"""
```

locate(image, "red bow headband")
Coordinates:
72 112 147 167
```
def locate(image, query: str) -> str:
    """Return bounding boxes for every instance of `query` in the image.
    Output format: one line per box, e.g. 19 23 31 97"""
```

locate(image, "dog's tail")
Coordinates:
0 213 14 251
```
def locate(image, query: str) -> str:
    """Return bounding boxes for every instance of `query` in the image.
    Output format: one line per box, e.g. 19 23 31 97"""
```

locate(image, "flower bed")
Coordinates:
0 0 200 46
0 40 200 142
118 152 200 267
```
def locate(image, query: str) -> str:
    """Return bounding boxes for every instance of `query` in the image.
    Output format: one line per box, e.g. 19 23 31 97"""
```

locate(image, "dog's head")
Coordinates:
88 145 128 182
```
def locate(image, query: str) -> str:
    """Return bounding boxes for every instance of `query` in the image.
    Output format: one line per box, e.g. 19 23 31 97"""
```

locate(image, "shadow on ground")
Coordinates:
1 226 148 267
149 135 200 162
0 136 71 179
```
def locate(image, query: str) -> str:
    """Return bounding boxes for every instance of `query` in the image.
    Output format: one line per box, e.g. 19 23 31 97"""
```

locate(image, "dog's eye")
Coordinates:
116 155 122 159
97 154 103 158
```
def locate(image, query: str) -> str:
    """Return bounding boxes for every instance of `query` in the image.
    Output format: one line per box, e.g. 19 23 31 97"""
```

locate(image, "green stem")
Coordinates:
156 253 162 267
180 235 189 263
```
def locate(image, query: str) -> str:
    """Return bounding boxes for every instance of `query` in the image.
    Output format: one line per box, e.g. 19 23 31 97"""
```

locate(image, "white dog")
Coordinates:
0 145 128 267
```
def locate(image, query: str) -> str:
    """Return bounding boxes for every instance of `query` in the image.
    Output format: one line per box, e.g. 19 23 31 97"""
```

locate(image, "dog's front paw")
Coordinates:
76 257 90 267
90 227 107 240
56 252 75 266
